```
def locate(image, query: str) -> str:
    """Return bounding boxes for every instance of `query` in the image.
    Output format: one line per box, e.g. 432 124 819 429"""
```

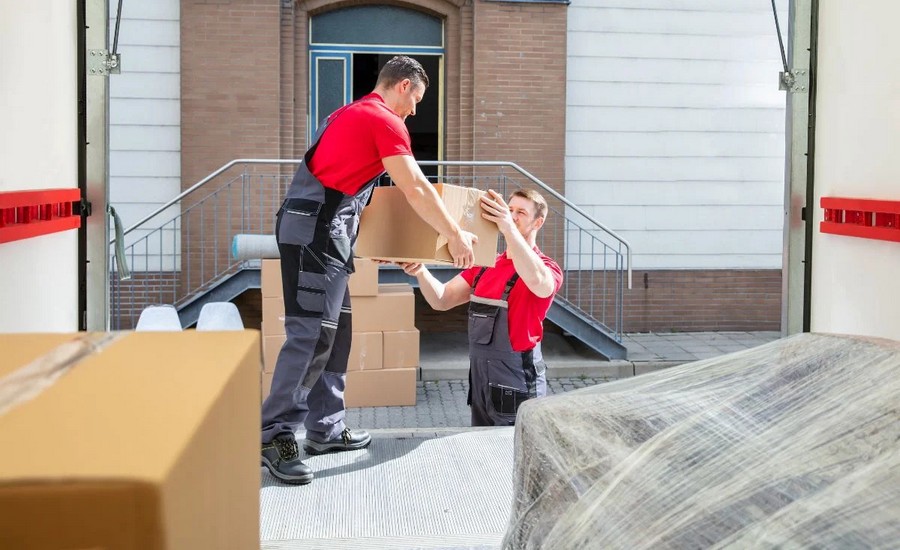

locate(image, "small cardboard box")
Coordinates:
349 258 379 296
378 283 414 294
345 367 417 407
261 259 283 298
348 331 383 371
0 331 261 549
353 291 415 333
383 329 420 369
356 183 499 266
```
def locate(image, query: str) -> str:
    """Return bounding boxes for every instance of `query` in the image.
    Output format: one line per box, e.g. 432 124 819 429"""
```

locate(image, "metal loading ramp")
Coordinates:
260 428 515 550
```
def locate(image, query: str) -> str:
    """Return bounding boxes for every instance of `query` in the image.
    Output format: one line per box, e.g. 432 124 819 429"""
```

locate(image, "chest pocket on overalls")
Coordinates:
278 198 321 246
468 301 500 345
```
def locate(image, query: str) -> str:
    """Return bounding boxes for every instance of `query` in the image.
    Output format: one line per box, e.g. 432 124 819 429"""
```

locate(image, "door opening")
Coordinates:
352 54 440 180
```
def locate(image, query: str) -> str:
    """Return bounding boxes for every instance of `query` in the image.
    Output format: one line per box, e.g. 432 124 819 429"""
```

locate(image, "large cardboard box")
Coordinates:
262 371 275 402
353 291 415 333
348 258 379 296
265 332 383 373
262 333 285 372
345 367 417 407
348 331 383 371
0 331 261 549
356 184 499 266
383 329 420 369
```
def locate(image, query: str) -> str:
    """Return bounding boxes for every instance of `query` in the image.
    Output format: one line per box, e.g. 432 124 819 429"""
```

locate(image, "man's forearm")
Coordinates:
416 269 450 310
401 179 462 241
504 228 555 298
383 155 461 240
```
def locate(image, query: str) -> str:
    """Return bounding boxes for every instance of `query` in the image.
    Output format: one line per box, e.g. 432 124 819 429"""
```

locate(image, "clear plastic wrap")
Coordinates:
504 333 900 549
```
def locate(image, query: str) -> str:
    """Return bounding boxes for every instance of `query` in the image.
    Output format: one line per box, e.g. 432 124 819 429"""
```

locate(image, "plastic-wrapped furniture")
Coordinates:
504 333 900 549
196 302 244 331
134 305 182 332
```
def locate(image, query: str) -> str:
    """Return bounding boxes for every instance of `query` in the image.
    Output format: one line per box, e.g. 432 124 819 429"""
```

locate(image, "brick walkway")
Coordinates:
346 331 783 430
346 376 613 430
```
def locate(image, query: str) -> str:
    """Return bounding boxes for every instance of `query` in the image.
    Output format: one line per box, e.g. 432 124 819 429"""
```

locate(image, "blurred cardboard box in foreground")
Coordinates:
0 331 261 549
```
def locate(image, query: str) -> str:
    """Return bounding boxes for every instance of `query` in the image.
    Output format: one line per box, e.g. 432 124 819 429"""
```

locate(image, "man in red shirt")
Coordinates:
401 188 563 426
262 56 478 484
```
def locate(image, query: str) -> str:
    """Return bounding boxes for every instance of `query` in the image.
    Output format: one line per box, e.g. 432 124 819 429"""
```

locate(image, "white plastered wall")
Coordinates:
810 0 900 339
0 2 79 332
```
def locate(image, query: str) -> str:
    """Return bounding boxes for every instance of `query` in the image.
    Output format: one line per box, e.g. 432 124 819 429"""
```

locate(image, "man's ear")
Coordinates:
399 78 411 93
533 216 545 230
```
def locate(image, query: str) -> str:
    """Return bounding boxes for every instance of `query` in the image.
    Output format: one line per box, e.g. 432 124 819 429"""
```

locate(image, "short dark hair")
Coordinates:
376 55 429 89
510 189 548 220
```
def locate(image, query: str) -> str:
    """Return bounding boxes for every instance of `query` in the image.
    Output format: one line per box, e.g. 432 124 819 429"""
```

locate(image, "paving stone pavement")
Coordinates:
345 376 613 430
346 331 784 431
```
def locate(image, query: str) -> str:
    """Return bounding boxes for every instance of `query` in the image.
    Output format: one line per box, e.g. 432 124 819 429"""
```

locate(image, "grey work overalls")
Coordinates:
468 268 547 426
262 101 380 444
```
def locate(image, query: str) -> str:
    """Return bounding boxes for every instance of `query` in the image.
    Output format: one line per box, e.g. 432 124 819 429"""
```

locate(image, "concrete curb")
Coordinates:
368 426 497 439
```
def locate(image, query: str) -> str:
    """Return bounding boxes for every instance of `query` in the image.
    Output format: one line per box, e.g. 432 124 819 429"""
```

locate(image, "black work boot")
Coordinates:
304 427 372 455
261 434 313 485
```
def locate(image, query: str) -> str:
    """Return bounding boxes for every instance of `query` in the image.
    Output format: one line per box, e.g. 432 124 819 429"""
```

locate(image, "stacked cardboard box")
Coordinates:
260 259 284 401
260 258 418 407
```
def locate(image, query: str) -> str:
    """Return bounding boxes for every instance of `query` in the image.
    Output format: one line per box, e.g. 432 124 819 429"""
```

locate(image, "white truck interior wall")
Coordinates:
566 0 789 269
0 3 79 332
108 0 181 253
810 0 900 340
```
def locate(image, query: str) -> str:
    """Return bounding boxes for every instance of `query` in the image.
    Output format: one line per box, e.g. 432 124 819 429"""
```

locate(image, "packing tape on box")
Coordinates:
0 333 124 417
231 234 280 260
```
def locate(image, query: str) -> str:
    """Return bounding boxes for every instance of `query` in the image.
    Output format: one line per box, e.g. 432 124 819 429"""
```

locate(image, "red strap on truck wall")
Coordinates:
0 189 82 244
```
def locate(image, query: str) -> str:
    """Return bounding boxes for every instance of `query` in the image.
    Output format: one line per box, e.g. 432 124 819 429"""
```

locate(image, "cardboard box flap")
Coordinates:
433 184 496 265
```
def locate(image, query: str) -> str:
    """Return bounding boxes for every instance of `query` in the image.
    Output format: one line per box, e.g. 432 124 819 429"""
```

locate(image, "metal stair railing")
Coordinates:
109 160 631 343
108 160 298 329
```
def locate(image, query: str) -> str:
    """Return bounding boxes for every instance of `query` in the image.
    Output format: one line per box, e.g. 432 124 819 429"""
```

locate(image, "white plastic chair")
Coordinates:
196 302 245 331
135 305 183 332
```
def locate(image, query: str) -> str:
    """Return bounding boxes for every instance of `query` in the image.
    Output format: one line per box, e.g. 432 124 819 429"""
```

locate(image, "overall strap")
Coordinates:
521 348 537 399
471 267 488 292
501 273 520 301
470 268 519 301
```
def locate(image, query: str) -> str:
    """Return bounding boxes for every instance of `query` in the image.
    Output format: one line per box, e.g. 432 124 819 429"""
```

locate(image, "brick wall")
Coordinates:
181 0 283 185
412 269 782 334
623 270 782 332
110 272 181 330
471 1 567 193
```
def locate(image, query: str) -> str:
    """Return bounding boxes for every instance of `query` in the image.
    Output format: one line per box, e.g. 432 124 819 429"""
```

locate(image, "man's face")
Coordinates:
397 80 425 120
508 196 544 238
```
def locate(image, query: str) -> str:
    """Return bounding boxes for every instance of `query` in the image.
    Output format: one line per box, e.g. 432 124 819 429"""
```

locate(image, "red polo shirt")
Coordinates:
309 93 413 194
460 249 563 352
